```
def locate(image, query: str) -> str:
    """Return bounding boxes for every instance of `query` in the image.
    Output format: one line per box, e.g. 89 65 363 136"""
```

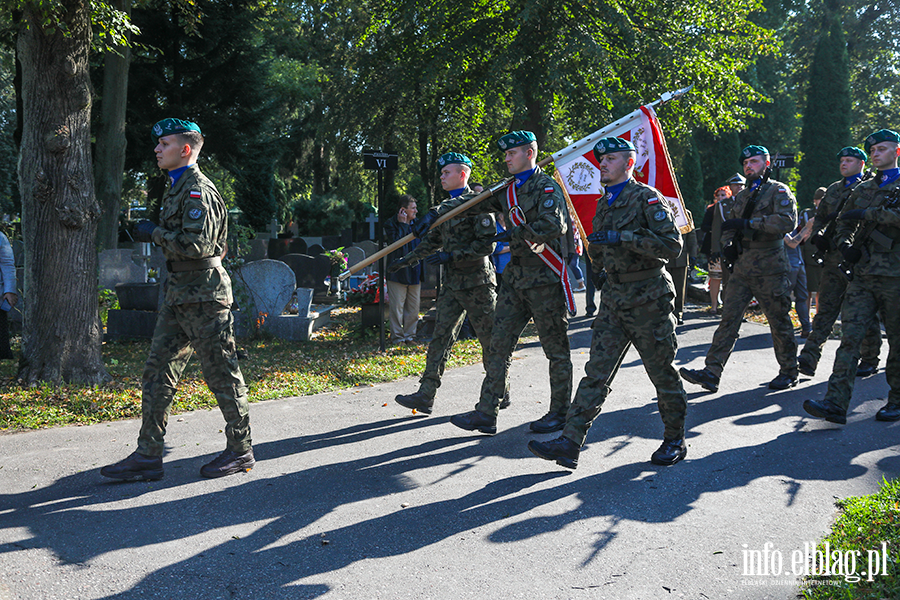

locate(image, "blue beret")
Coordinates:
436 152 473 168
864 129 900 153
497 131 536 151
739 145 769 163
592 137 636 162
837 146 867 162
152 118 202 140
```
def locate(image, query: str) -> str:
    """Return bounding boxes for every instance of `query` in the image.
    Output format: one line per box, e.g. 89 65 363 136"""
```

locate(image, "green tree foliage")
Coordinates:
0 44 18 217
797 12 850 203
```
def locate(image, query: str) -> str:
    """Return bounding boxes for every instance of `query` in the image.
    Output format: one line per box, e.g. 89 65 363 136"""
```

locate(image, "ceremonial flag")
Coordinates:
553 103 692 235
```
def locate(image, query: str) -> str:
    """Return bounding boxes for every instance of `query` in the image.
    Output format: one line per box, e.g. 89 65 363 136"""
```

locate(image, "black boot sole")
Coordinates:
395 396 433 414
100 468 164 481
679 368 718 392
449 414 496 435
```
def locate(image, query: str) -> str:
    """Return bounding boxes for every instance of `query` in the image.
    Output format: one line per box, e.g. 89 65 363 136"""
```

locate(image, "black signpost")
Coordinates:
772 153 795 181
362 149 399 351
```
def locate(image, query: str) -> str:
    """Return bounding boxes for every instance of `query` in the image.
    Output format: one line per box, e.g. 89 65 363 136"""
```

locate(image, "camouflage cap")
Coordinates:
436 152 473 168
152 118 202 140
863 129 900 153
739 145 769 163
837 146 867 162
592 137 635 162
726 172 746 185
497 130 536 151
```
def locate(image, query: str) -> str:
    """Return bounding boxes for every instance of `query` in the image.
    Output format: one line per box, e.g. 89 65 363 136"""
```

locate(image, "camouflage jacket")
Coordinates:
812 177 864 267
151 165 232 306
405 186 496 290
589 179 681 310
835 176 900 278
722 178 797 277
433 167 567 289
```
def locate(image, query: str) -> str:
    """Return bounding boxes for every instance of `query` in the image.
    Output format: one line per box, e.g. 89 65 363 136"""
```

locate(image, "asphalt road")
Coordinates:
1 295 896 600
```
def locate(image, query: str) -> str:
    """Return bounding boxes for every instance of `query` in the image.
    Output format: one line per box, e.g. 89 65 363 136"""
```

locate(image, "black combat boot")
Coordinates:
527 436 580 469
100 451 164 481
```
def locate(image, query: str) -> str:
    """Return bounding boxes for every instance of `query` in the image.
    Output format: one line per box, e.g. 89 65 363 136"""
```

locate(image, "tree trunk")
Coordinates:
17 0 109 385
94 0 132 251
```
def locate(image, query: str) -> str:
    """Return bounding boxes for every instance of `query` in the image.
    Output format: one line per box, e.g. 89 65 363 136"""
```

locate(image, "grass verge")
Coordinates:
0 306 488 431
801 476 900 599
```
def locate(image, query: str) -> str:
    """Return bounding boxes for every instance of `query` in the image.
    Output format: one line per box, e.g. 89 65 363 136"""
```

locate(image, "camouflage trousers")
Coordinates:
475 280 572 417
138 302 251 456
799 262 881 370
824 275 900 412
563 294 686 446
419 283 497 399
705 272 798 378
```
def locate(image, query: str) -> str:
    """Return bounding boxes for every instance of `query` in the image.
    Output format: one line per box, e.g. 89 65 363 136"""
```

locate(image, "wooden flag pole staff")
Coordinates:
338 156 553 281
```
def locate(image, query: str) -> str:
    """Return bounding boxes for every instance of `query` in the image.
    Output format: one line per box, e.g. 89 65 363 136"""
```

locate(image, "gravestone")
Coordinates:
344 246 366 269
98 249 145 290
312 254 333 298
355 240 378 258
267 238 307 260
233 259 295 318
322 235 341 251
307 243 325 257
247 238 268 262
279 253 318 290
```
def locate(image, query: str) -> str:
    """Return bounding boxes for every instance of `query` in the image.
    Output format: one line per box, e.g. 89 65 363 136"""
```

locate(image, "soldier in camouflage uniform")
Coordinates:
101 118 253 481
799 147 882 377
528 137 687 469
681 145 799 392
413 131 573 435
389 152 503 414
804 129 900 424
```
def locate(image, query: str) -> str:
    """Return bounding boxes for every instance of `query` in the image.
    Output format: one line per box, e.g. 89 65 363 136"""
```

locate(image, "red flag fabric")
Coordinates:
555 106 691 235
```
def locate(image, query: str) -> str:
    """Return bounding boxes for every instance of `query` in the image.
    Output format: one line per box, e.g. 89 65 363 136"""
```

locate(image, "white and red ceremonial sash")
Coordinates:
506 184 576 315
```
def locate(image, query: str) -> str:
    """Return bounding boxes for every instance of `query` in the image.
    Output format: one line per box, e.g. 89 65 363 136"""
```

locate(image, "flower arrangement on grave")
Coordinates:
344 273 383 305
324 247 348 277
146 268 158 283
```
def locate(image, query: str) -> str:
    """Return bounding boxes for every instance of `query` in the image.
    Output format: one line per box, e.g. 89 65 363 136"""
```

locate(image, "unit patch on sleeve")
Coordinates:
188 208 204 220
653 210 667 222
543 197 556 208
481 216 492 228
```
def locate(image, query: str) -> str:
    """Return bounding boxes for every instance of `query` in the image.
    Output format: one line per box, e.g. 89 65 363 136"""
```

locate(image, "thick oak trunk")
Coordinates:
17 0 109 384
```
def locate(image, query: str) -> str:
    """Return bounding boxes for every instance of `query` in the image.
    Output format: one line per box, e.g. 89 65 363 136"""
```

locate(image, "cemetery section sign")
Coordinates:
363 149 399 171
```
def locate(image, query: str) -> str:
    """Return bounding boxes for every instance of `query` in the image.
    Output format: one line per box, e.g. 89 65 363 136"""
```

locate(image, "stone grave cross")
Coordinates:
365 212 378 239
268 218 279 239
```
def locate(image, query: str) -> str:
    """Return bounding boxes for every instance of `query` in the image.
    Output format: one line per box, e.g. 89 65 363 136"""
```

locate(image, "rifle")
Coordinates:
838 186 900 281
811 171 873 265
722 164 773 273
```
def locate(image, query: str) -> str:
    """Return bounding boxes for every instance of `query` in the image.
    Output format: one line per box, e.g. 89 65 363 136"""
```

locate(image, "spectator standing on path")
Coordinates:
101 118 253 481
413 130 573 436
784 210 813 337
800 188 824 309
528 137 687 470
568 221 586 291
383 195 422 344
803 129 900 424
666 209 696 325
680 145 799 393
0 229 17 360
798 148 882 378
390 153 504 415
699 186 733 314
